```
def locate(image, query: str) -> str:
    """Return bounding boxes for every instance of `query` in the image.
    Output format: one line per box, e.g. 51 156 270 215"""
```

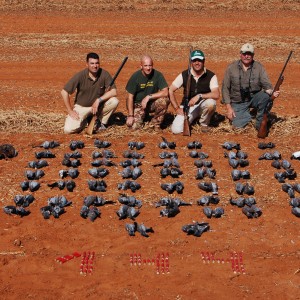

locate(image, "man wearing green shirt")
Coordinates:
126 55 169 130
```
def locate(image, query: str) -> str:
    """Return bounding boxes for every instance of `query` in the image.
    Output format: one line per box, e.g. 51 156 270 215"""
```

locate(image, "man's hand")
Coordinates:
126 116 134 127
188 95 201 107
141 95 151 109
272 90 280 98
226 105 236 121
91 98 101 115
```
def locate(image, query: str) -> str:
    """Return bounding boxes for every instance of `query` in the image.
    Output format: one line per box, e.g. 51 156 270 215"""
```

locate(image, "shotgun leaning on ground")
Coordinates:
257 50 293 139
85 56 129 135
182 47 193 136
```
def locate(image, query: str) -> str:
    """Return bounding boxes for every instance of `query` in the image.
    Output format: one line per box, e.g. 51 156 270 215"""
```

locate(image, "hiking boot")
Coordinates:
94 119 107 133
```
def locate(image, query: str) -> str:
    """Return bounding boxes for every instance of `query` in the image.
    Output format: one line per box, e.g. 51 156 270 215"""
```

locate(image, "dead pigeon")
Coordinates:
67 168 79 179
80 205 90 219
88 180 107 192
88 167 109 179
87 206 101 222
224 151 237 159
230 197 245 208
197 195 219 206
194 160 203 168
290 198 300 208
259 152 274 160
291 207 300 217
258 142 275 149
281 160 292 170
293 183 300 193
159 151 178 159
243 183 255 195
244 197 256 207
35 150 55 159
132 167 142 180
158 137 176 149
65 180 76 192
128 141 145 150
182 222 210 237
125 223 137 236
136 222 154 237
20 181 29 191
40 205 52 219
62 158 81 168
196 168 206 179
160 202 180 217
94 139 111 148
228 158 239 169
69 140 84 150
116 205 129 220
92 151 103 159
222 142 241 150
29 181 40 192
28 159 49 169
203 207 213 218
127 206 140 220
274 172 286 183
271 160 281 169
64 151 82 159
48 180 66 190
123 150 144 159
33 140 60 149
3 205 17 215
187 141 202 149
213 207 225 218
118 195 142 208
242 205 262 218
236 151 248 159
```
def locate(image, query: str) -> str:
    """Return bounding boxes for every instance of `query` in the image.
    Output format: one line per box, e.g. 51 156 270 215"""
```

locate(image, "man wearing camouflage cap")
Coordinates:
169 49 219 133
222 43 280 130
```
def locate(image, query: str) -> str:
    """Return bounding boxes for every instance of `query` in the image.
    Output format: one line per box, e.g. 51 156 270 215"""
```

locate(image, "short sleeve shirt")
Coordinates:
126 69 168 104
63 68 115 107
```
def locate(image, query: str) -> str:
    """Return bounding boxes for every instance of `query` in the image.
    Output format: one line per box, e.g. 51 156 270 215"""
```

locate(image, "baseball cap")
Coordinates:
240 43 254 54
191 50 205 61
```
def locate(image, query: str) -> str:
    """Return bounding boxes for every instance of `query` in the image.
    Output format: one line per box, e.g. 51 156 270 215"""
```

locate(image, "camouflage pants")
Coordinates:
132 97 170 130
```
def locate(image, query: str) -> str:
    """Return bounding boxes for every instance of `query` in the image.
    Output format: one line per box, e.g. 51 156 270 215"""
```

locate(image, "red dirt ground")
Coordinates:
0 7 299 300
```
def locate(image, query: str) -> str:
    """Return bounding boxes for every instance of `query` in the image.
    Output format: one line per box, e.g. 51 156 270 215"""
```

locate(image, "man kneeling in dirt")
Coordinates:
61 52 119 134
125 55 169 131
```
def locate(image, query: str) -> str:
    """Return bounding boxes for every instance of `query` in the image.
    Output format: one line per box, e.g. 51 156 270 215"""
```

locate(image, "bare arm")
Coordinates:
188 87 220 107
91 88 118 115
126 93 135 127
61 89 79 120
141 87 169 109
169 84 182 115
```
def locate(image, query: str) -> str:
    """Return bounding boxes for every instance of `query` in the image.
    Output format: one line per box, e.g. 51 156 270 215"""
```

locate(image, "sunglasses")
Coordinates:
192 58 204 62
241 52 254 56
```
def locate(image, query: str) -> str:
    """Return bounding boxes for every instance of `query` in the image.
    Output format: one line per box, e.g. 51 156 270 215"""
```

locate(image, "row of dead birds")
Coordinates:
223 142 263 219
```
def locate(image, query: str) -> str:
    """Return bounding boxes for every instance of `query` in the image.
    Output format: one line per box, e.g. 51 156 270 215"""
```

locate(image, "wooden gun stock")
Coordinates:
85 56 128 135
257 51 293 139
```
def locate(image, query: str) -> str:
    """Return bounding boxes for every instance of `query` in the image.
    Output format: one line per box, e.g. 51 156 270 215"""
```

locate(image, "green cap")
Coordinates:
191 50 205 61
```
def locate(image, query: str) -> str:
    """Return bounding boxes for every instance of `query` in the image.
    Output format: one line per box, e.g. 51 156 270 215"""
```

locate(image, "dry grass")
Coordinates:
1 109 299 139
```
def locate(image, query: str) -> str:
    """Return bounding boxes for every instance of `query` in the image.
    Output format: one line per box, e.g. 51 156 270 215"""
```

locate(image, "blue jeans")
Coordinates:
231 91 270 129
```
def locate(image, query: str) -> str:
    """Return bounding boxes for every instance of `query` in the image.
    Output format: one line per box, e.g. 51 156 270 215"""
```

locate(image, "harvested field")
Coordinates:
0 2 299 299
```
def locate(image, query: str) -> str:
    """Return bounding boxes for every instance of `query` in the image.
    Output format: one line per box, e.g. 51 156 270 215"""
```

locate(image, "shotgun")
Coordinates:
86 56 128 135
183 47 193 136
257 51 293 139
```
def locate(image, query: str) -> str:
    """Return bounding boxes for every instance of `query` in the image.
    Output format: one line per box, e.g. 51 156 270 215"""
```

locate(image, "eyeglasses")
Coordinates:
241 52 254 56
192 59 204 62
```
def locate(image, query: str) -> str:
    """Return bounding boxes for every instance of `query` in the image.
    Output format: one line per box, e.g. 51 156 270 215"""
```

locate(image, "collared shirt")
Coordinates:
222 60 272 104
63 68 115 107
172 67 219 90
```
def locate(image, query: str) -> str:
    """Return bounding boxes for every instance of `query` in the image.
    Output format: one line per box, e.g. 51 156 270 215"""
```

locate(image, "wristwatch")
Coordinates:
198 94 203 101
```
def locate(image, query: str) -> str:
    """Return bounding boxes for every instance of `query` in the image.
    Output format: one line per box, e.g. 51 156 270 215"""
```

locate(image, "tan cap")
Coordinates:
240 43 254 54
